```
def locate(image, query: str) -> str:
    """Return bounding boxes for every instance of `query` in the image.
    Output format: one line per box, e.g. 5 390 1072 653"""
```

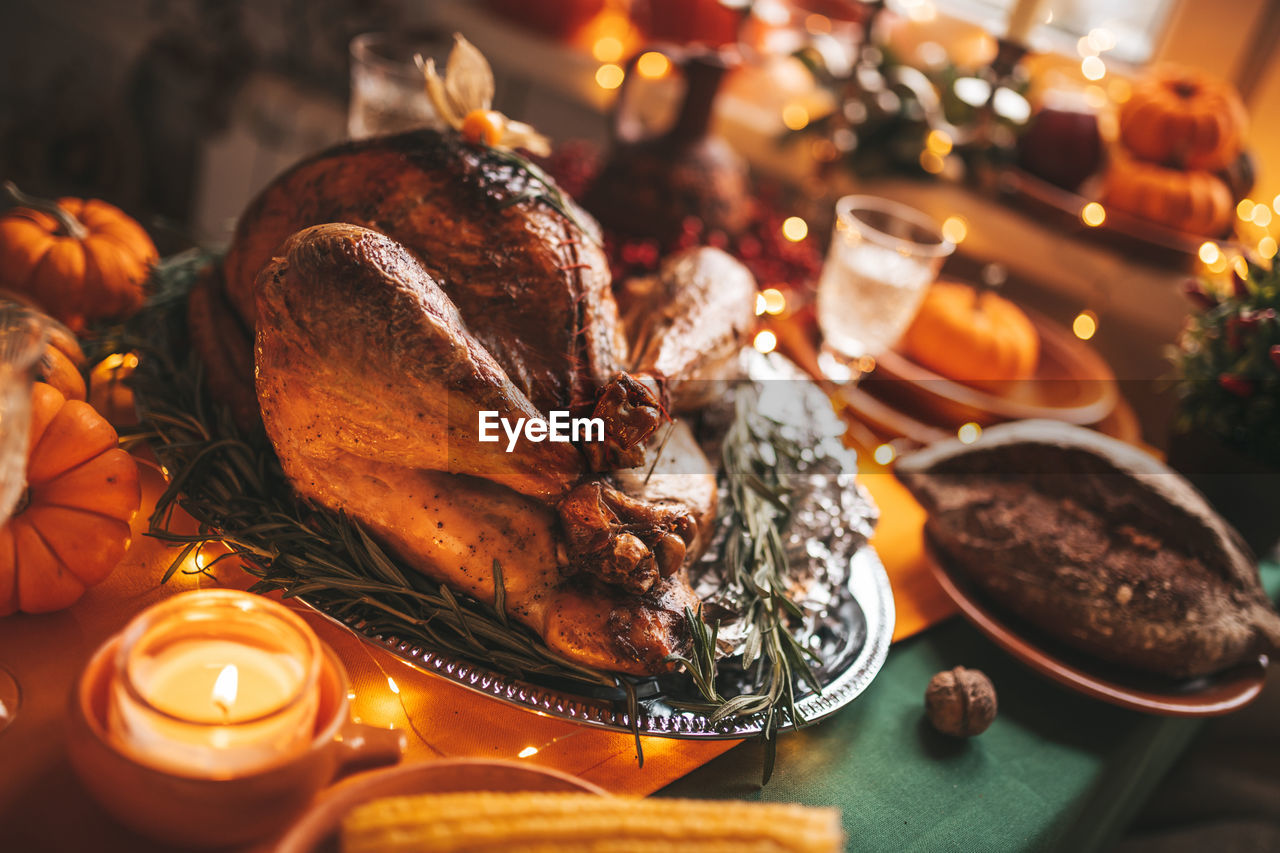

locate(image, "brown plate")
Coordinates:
275 759 607 853
870 307 1119 428
997 166 1245 268
924 542 1268 717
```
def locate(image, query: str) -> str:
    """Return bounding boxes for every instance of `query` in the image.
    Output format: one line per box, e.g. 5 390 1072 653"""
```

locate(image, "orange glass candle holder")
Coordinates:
68 590 405 847
108 589 322 777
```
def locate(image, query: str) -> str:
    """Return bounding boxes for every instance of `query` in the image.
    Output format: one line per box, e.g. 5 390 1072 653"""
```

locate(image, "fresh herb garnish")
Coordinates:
486 146 603 247
669 386 823 781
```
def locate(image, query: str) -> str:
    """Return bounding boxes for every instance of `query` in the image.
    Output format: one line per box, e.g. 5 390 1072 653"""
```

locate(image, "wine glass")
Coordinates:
348 32 451 139
0 301 46 734
815 195 954 383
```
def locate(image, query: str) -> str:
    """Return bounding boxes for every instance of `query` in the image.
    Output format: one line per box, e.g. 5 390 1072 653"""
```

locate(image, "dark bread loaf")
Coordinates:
896 420 1280 678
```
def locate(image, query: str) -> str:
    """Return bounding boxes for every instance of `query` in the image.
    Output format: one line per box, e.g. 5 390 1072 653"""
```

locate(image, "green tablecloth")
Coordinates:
660 561 1280 852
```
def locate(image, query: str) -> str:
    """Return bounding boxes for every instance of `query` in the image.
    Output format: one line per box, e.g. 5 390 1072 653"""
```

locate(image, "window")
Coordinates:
927 0 1177 65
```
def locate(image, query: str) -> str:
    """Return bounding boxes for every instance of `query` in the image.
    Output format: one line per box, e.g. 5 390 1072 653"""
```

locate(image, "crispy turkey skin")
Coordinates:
255 224 718 673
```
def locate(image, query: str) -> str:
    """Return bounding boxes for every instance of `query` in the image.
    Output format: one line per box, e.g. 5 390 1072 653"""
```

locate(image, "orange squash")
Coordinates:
901 280 1039 387
34 312 87 401
0 182 157 331
0 382 140 615
1119 66 1247 172
1101 150 1233 237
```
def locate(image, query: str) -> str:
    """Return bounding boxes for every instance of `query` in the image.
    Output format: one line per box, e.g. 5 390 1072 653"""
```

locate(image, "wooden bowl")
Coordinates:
276 759 608 853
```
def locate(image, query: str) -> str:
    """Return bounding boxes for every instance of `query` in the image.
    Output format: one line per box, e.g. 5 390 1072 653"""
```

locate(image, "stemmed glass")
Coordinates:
0 301 47 734
815 195 954 383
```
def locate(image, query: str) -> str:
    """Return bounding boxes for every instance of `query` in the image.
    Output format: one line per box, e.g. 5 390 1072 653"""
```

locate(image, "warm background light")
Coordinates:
753 329 778 353
1198 242 1220 265
941 215 967 244
925 129 952 156
919 150 944 174
782 216 808 241
636 51 670 79
760 287 787 315
595 64 624 90
1073 310 1098 340
957 422 981 444
591 36 623 63
781 103 810 131
1081 202 1106 227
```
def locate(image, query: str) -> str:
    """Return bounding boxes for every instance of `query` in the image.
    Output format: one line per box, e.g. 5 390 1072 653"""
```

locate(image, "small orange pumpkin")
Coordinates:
0 182 158 331
1101 150 1233 237
0 382 141 615
901 280 1040 387
34 312 87 401
1119 65 1248 172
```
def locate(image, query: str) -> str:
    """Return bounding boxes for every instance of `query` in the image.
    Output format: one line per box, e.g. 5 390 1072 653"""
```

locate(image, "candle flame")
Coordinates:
211 664 239 715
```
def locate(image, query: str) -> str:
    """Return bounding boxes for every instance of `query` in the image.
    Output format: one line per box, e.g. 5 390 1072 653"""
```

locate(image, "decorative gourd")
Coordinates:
1101 150 1233 236
35 311 87 401
901 280 1039 387
36 337 86 402
1119 66 1247 172
0 382 140 615
0 182 157 331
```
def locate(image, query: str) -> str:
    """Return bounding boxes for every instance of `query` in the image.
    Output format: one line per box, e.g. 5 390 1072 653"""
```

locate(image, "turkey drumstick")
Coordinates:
256 224 696 599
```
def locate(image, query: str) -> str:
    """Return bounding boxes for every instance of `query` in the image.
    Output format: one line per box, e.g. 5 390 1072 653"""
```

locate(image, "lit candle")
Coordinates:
107 590 321 778
1005 0 1050 43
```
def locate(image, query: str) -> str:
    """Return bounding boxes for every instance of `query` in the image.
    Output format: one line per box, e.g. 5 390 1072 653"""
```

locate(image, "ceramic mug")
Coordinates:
67 634 405 848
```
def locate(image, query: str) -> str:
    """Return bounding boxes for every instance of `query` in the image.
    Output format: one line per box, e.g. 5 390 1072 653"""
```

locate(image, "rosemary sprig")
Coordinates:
485 146 603 247
668 386 823 780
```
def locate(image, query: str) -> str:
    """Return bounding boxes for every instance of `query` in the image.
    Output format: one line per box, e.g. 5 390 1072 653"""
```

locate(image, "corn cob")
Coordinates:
342 792 843 853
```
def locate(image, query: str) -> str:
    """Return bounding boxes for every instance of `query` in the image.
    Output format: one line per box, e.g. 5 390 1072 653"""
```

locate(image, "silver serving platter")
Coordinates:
302 352 895 738
302 547 892 738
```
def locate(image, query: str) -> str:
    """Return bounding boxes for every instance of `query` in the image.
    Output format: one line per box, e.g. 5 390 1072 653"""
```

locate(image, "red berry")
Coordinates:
1218 374 1254 397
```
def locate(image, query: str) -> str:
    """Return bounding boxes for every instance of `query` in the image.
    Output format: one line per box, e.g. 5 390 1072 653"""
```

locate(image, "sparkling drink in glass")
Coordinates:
816 195 954 382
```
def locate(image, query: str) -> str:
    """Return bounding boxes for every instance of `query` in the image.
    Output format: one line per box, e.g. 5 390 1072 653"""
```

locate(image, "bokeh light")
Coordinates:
782 216 809 241
636 51 671 79
782 103 810 130
595 64 625 90
941 215 968 244
1072 310 1097 340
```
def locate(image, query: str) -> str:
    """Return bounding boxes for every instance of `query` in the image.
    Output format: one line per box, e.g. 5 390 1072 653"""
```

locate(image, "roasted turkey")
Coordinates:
218 130 757 674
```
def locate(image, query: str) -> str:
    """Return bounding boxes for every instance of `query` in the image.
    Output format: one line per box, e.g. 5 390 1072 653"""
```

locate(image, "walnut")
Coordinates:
925 666 997 737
